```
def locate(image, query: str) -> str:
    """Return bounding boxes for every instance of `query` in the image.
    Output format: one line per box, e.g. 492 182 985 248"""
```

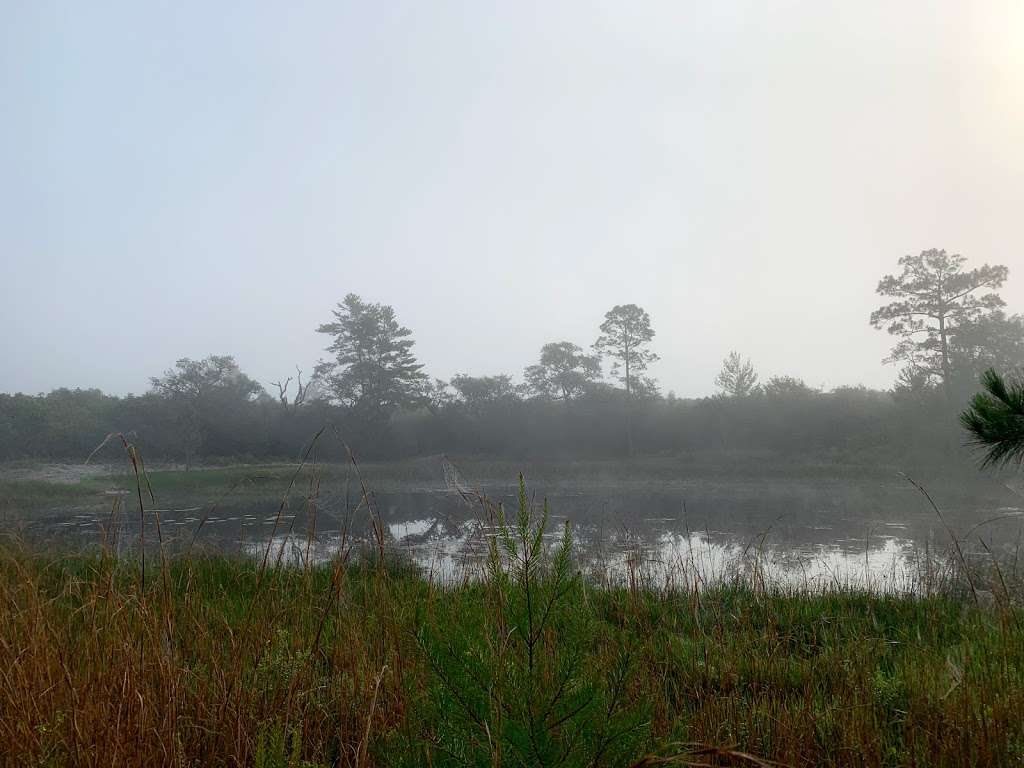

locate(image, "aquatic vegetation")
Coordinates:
0 478 1021 766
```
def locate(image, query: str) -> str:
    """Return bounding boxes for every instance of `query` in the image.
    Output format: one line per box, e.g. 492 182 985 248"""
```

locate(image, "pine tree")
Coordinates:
314 294 428 418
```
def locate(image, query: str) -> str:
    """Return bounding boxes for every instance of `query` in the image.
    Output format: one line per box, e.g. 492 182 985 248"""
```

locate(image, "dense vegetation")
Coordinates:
1 478 1022 768
0 376 968 464
962 369 1024 468
3 249 1023 765
2 251 1021 466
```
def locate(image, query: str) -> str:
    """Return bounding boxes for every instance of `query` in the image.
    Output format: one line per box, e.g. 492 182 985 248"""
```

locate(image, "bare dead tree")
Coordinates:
293 366 309 407
269 366 309 408
270 376 292 406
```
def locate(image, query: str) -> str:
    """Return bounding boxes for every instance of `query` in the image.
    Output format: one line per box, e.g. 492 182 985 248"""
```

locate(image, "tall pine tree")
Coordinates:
315 294 428 419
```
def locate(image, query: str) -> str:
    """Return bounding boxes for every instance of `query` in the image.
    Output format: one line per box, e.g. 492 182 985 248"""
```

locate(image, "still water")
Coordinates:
34 475 1023 593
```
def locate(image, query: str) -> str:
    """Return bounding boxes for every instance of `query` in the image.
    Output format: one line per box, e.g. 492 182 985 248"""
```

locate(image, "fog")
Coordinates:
3 1 1024 397
9 9 1024 761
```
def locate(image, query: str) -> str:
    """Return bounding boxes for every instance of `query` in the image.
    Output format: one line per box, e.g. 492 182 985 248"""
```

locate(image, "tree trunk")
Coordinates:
938 312 952 402
624 340 634 455
624 341 631 398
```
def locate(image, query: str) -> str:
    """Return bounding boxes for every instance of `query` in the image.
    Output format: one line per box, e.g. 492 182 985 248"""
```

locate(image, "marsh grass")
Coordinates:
0 443 1022 766
2 541 1023 767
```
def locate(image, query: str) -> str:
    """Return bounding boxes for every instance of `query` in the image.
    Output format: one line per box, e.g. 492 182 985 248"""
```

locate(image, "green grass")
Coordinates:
1 480 1022 767
1 451 1010 518
0 464 320 515
0 457 449 513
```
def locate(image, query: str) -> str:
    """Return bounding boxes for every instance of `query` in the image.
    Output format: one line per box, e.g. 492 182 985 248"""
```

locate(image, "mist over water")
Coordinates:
27 467 1023 594
5 5 1024 765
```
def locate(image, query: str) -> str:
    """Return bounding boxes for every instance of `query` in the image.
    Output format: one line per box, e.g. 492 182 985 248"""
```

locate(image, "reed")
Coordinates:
0 443 1021 766
0 513 1021 765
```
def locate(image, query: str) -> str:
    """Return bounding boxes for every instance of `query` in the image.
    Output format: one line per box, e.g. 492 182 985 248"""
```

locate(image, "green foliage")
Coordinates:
871 249 1009 386
593 304 659 398
961 368 1024 467
415 476 647 766
1 543 1023 766
254 629 315 696
149 355 267 466
315 293 428 417
949 311 1024 396
150 356 265 403
255 721 320 768
524 341 602 401
715 351 759 397
0 327 1017 465
449 373 524 413
761 374 818 397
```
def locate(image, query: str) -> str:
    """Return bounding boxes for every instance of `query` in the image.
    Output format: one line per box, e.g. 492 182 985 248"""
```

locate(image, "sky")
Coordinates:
2 1 1023 398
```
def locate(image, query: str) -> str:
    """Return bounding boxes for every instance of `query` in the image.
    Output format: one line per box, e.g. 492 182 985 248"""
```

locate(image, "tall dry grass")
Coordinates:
0 439 1022 766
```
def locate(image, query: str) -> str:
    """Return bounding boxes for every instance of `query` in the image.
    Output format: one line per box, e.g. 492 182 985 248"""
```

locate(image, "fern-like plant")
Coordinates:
414 474 647 767
961 368 1024 467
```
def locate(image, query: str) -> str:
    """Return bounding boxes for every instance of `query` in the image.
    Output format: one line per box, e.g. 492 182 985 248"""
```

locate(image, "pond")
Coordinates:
24 467 1024 593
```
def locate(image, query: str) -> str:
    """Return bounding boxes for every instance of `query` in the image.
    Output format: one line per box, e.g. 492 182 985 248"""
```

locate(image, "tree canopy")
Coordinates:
948 311 1024 385
450 374 522 412
524 342 602 401
870 250 1008 390
315 294 428 417
149 356 266 467
961 369 1024 467
150 356 264 403
715 352 759 397
3 271 1022 465
761 375 817 398
593 305 658 398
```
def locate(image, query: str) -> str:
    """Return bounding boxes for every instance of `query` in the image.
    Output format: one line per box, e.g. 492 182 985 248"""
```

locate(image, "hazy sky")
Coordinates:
3 1 1023 398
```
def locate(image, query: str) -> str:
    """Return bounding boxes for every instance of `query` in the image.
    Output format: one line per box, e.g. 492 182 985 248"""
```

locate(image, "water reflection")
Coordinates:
598 532 919 592
246 517 925 593
26 481 1023 595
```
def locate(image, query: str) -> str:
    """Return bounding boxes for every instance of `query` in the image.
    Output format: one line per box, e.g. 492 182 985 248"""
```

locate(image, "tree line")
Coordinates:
2 249 1021 464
